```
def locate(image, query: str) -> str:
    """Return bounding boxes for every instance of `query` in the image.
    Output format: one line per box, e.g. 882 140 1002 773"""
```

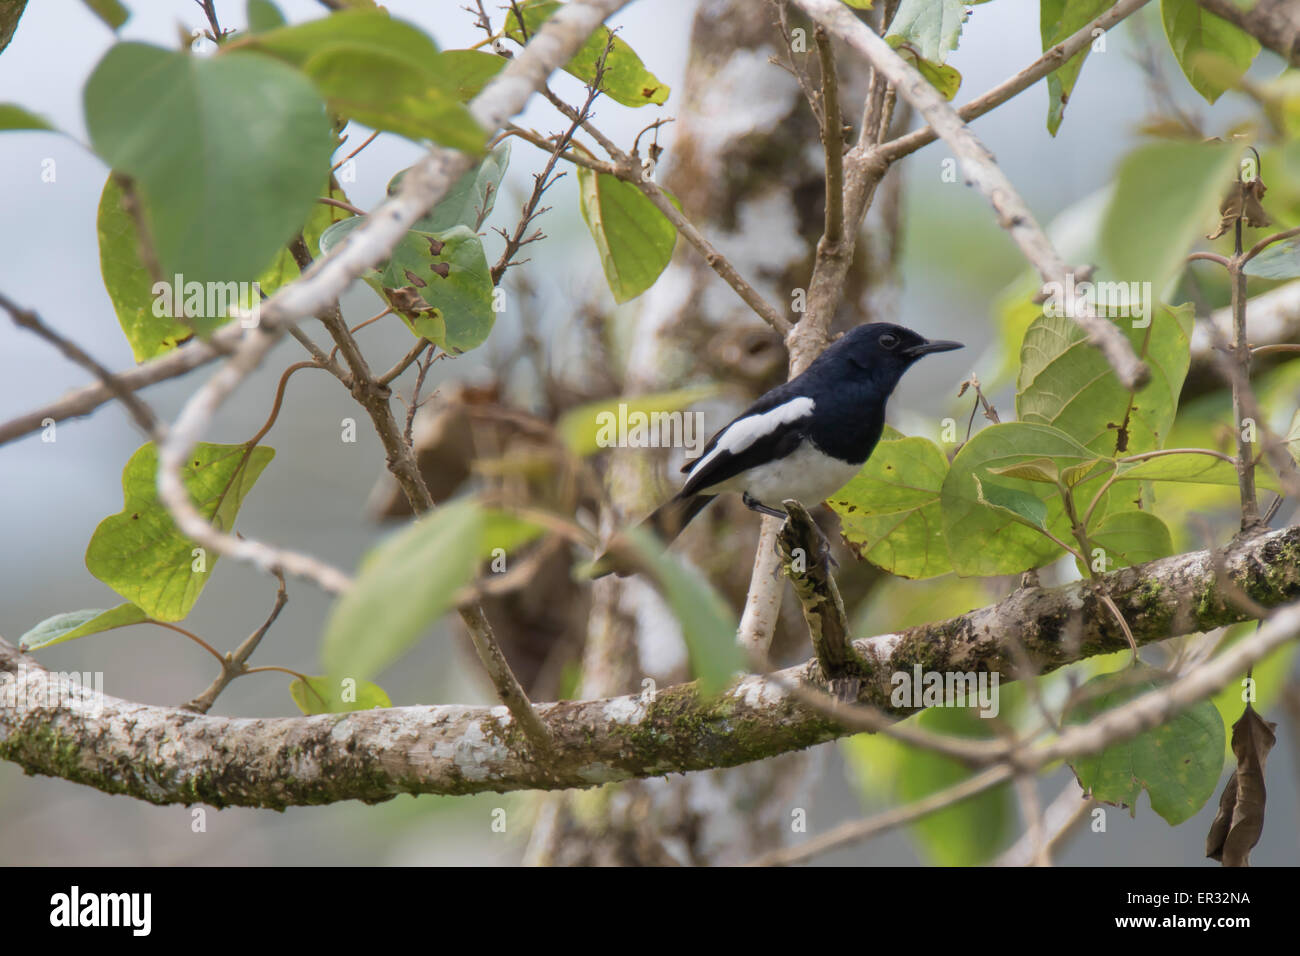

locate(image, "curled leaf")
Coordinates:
1207 177 1270 240
1206 703 1277 867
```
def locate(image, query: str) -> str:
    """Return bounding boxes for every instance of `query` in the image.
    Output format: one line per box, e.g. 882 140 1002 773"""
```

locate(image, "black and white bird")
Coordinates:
598 322 961 573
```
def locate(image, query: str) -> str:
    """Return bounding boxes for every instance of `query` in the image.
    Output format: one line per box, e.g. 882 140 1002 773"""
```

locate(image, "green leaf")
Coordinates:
1100 139 1239 290
255 180 353 297
886 0 966 63
82 0 128 29
0 102 55 132
1160 0 1260 105
885 37 961 100
505 1 669 108
941 422 1105 576
19 604 148 652
439 49 507 102
232 9 441 71
1040 0 1111 135
289 674 391 714
1287 409 1300 465
84 43 335 287
973 476 1050 531
1062 459 1107 487
1017 303 1194 456
321 500 484 682
1067 667 1225 824
97 176 210 361
912 55 961 101
1243 235 1300 279
829 435 952 579
85 442 275 622
557 386 718 457
381 226 496 354
621 527 743 697
479 510 545 561
576 166 677 303
314 140 506 321
1114 452 1279 489
300 46 485 152
988 457 1060 483
1084 509 1173 573
246 0 285 33
320 220 497 353
388 139 511 232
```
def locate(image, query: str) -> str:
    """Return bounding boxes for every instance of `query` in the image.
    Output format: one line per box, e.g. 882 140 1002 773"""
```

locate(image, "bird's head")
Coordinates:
826 322 963 387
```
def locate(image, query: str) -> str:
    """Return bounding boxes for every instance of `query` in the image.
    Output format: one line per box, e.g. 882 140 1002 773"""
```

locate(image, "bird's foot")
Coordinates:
769 511 838 577
814 524 839 573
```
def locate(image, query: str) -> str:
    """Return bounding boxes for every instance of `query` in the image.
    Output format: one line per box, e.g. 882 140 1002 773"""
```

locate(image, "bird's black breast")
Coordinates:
801 379 888 464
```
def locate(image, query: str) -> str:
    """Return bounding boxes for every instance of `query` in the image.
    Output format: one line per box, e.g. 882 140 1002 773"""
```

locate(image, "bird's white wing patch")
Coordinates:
687 396 815 477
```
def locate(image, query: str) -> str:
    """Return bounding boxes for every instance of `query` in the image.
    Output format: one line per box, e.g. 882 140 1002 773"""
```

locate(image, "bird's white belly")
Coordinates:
703 440 862 507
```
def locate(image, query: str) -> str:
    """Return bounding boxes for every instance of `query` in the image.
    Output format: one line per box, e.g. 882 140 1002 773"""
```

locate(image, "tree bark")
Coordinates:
6 524 1297 808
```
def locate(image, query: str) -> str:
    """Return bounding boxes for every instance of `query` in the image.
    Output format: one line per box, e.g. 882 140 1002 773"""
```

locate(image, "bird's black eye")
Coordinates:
879 333 898 350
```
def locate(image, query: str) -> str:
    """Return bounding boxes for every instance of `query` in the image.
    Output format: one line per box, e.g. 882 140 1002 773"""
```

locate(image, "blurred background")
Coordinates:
0 0 1296 865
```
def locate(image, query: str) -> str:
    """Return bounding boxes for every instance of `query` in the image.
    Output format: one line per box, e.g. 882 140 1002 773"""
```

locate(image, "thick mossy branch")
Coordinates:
3 525 1299 808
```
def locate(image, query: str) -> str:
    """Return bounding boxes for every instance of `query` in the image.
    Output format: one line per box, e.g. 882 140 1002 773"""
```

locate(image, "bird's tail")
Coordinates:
588 493 717 579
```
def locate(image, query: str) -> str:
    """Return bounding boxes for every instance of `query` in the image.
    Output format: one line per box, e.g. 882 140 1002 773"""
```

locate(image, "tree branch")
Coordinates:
875 0 1153 164
540 91 794 336
5 524 1298 806
792 0 1149 389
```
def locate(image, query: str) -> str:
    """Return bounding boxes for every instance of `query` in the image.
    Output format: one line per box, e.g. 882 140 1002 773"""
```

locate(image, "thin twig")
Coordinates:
184 572 290 714
317 196 368 217
492 34 614 285
541 90 794 336
1243 225 1300 264
148 621 225 665
403 345 440 445
873 0 1154 165
0 294 161 437
750 764 1016 866
331 130 381 172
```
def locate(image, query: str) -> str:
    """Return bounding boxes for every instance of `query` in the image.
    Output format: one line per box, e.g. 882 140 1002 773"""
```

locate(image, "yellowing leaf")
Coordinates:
505 1 669 107
576 166 677 303
85 442 275 622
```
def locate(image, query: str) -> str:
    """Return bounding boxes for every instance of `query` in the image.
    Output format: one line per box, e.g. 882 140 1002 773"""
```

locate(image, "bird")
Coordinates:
594 322 963 576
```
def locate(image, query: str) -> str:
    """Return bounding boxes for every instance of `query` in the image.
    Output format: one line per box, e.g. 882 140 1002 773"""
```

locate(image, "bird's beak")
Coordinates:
905 338 964 357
